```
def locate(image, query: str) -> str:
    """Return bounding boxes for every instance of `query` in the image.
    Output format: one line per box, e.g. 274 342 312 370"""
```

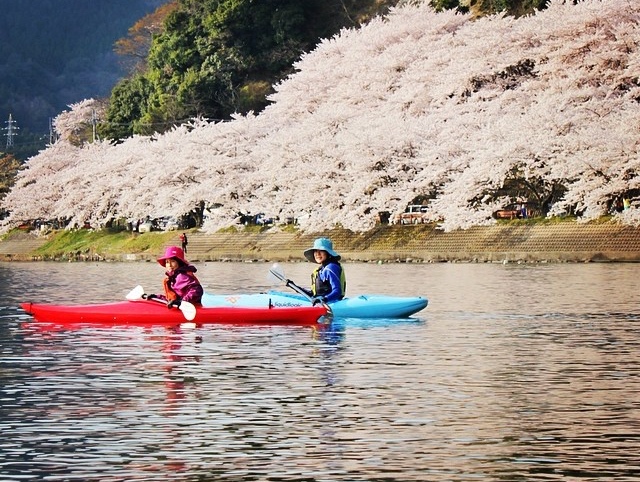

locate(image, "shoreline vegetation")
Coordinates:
1 218 640 264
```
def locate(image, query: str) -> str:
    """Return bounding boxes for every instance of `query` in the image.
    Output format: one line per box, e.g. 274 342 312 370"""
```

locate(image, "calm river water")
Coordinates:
0 260 638 481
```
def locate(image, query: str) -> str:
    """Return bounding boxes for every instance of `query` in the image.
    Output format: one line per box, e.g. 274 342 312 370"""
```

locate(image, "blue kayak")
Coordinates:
202 290 428 318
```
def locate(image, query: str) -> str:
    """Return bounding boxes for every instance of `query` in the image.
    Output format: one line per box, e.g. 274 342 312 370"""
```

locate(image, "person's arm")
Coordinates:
172 272 203 303
319 264 343 302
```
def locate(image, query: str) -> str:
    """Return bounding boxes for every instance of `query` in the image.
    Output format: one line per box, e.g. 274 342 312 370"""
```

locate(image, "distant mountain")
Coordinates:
0 0 166 137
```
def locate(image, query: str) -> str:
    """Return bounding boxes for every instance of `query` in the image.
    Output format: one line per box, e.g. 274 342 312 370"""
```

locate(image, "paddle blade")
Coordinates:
268 263 286 284
179 301 197 321
126 285 145 301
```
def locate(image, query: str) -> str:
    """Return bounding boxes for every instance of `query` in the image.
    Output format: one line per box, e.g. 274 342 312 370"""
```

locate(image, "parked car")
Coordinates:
255 213 274 225
395 205 429 224
138 221 153 233
493 202 539 220
157 217 180 231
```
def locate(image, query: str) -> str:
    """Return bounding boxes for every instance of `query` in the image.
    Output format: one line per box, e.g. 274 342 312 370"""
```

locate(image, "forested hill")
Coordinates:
97 0 546 141
0 0 164 137
0 0 543 150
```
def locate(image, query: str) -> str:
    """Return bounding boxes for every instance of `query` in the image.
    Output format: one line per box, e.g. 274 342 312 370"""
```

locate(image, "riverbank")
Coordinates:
2 219 640 263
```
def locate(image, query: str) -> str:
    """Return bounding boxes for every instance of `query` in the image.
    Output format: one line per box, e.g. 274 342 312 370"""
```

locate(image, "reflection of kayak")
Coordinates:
312 316 427 345
202 291 428 318
20 300 328 326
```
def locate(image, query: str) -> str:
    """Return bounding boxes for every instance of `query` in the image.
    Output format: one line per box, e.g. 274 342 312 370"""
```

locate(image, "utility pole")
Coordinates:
4 113 19 149
92 109 99 142
49 117 58 144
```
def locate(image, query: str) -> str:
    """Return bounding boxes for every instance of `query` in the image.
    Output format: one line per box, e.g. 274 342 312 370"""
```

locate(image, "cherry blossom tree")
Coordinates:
2 0 639 233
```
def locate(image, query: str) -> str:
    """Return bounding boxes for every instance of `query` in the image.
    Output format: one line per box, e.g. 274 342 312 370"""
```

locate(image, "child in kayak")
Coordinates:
143 246 203 308
302 237 346 305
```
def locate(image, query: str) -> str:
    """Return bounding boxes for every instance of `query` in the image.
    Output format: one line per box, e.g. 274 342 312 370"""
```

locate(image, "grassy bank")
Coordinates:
32 229 181 260
2 216 637 263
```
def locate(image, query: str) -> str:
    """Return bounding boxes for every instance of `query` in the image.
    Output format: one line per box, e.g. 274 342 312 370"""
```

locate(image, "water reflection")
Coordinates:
1 261 639 481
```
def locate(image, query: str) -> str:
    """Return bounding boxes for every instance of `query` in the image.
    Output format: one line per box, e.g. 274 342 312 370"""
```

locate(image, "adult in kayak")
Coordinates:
302 237 346 305
143 246 203 308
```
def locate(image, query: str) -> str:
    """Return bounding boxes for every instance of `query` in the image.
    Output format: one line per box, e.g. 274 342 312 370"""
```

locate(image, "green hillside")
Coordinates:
0 0 165 144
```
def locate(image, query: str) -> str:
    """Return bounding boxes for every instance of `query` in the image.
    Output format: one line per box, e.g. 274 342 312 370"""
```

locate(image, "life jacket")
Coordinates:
311 260 346 300
163 275 179 302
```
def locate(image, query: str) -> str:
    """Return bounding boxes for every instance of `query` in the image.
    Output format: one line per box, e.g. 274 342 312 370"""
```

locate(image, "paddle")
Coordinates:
126 285 197 321
268 264 312 299
267 264 333 316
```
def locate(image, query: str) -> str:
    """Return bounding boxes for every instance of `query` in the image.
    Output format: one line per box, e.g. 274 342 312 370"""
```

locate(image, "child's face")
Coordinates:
165 258 180 270
313 250 328 263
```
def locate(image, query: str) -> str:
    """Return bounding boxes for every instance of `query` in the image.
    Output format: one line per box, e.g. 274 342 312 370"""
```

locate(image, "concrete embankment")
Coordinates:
2 222 640 263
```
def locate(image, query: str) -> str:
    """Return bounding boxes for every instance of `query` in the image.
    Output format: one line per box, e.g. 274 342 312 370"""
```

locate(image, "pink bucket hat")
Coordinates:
157 246 188 267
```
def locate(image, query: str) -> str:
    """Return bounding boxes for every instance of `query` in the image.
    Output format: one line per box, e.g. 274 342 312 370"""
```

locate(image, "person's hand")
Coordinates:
167 298 182 309
142 293 156 300
311 296 324 306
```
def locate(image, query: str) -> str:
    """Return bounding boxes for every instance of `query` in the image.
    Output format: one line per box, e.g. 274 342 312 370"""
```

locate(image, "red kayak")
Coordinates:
20 300 329 326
